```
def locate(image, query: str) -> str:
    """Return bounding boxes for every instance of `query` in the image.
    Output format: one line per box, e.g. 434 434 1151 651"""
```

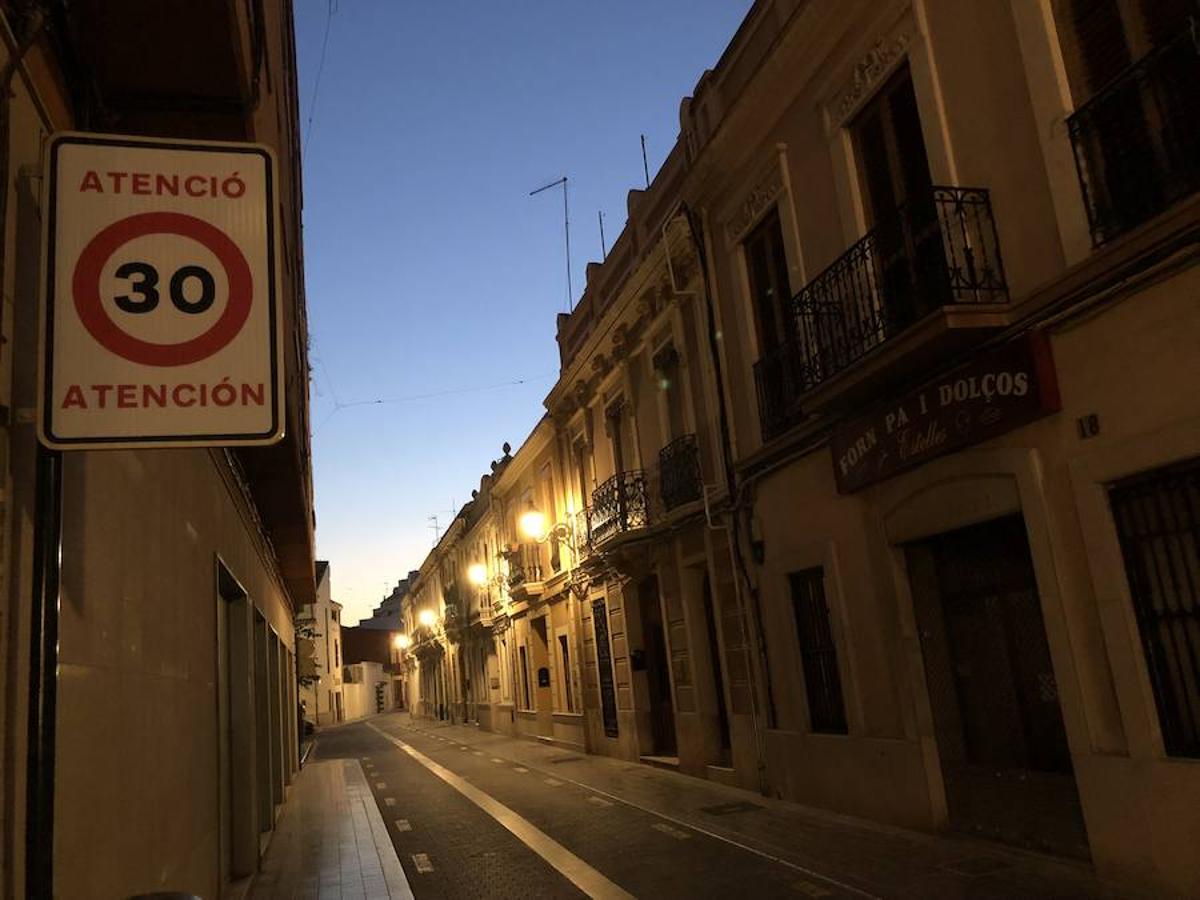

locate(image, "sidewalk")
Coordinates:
249 757 414 900
387 713 1142 899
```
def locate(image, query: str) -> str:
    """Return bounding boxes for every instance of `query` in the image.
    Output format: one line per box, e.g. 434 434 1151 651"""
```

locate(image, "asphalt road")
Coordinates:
311 713 1128 900
312 716 855 899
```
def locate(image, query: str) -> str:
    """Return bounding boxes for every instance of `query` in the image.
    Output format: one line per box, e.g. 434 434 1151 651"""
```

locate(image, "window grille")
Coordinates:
1110 458 1200 758
789 568 848 734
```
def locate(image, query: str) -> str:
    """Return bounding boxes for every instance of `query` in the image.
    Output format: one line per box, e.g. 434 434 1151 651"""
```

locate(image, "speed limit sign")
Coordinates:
38 132 284 449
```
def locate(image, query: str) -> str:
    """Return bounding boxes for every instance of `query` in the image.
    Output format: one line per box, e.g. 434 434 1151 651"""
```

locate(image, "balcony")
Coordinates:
506 544 546 603
1067 31 1200 246
589 471 650 546
754 186 1008 439
573 507 593 557
659 435 703 511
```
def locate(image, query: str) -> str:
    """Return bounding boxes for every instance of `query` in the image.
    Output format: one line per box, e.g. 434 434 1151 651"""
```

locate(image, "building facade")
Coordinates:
299 561 344 726
392 1 1199 894
0 3 315 898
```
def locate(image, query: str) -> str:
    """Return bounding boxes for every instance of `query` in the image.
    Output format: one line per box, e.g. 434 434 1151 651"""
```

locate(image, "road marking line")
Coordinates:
652 822 691 840
544 778 563 787
384 797 397 807
460 746 470 750
514 766 529 773
395 819 412 832
376 782 387 789
412 853 434 874
368 722 634 900
491 757 504 763
472 751 484 756
588 796 613 808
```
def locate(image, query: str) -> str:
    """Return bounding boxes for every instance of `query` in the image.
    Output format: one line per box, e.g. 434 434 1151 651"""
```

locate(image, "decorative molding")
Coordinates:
831 32 912 126
572 378 593 409
610 324 631 362
726 166 785 243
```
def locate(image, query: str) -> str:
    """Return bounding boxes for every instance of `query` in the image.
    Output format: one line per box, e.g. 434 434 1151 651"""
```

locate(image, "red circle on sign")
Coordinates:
72 212 253 367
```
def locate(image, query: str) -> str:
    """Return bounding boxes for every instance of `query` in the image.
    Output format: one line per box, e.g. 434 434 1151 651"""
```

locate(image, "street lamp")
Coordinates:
417 609 436 628
519 506 548 542
518 501 575 550
393 633 411 650
467 562 488 586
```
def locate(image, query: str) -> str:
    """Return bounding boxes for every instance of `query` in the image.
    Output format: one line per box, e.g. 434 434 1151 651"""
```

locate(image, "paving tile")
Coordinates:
248 758 415 900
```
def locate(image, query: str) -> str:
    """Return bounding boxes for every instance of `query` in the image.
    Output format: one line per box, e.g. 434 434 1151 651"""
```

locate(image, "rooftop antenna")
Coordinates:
530 176 573 312
640 134 650 188
427 514 442 545
598 210 607 260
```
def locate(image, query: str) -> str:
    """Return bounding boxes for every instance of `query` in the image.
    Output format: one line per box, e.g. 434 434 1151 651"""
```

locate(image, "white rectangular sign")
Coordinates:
39 132 284 449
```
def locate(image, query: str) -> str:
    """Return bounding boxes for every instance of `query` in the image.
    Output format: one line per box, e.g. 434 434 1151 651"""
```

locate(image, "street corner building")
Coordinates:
388 1 1200 896
0 3 314 899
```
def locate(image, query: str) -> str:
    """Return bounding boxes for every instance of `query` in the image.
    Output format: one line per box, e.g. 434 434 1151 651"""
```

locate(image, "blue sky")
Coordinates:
296 1 752 624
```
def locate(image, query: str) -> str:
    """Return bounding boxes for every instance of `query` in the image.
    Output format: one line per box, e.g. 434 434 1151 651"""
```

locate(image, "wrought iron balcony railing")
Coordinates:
573 507 592 555
589 471 649 545
1067 30 1200 246
754 186 1008 441
659 434 702 511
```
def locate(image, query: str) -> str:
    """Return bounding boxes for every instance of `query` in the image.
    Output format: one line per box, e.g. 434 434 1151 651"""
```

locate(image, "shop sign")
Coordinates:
830 332 1060 493
39 132 283 449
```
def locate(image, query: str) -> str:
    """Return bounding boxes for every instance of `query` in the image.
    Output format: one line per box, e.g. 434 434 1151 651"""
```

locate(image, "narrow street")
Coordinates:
254 712 1130 899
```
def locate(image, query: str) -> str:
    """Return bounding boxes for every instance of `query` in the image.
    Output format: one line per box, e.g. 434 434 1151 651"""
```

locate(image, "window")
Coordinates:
334 639 340 668
1059 0 1199 242
852 65 943 331
499 639 510 701
1109 458 1200 758
573 438 591 507
541 462 561 572
789 568 848 734
606 399 630 474
853 65 933 226
1059 0 1192 97
743 208 792 352
558 633 575 712
519 645 532 710
653 342 687 441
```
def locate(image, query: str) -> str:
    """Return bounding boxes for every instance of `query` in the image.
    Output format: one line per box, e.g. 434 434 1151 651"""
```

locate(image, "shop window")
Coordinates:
788 567 848 734
1110 458 1200 758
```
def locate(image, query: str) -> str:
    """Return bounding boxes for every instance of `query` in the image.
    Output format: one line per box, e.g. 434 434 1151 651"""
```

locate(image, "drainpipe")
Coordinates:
1 10 60 899
679 201 776 795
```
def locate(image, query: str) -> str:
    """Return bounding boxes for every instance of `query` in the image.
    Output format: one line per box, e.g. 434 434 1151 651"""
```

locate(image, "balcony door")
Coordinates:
744 209 792 354
1062 0 1199 240
853 66 945 333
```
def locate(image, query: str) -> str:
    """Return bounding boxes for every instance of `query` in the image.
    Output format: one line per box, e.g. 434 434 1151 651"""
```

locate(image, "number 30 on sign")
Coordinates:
38 132 284 449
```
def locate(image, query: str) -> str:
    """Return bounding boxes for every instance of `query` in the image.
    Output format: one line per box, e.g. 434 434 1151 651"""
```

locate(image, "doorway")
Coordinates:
905 514 1088 857
530 617 555 737
701 574 731 764
638 576 677 757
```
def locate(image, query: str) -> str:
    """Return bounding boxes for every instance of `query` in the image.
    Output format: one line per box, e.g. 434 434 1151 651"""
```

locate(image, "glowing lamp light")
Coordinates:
417 609 436 628
467 562 488 585
519 508 548 542
393 633 411 650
